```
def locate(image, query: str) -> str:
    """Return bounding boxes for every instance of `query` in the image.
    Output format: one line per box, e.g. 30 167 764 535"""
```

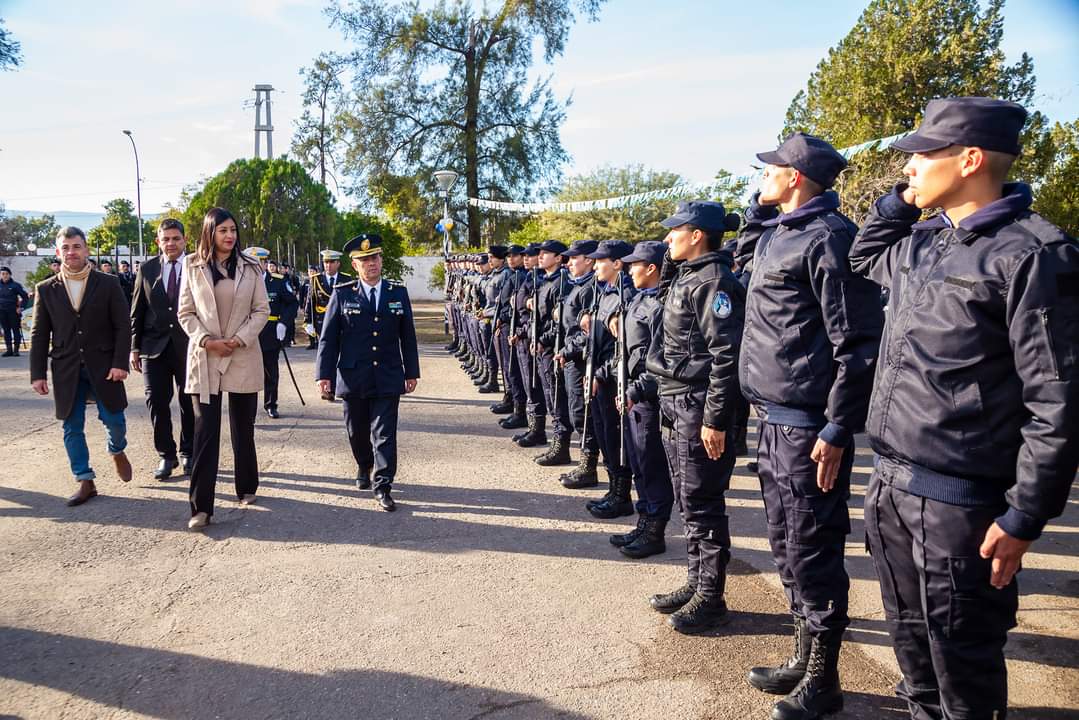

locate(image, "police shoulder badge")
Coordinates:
712 290 732 318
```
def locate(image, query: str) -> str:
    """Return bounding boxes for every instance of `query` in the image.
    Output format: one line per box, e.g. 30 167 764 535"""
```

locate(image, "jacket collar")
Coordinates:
569 270 594 286
912 182 1033 235
681 250 733 271
762 191 841 228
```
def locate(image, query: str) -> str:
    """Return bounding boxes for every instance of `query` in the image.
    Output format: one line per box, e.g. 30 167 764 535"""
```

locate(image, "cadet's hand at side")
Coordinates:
700 427 725 460
404 378 418 394
979 522 1032 589
811 439 843 492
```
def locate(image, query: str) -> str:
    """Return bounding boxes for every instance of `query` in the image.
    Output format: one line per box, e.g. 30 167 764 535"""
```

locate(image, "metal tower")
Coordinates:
253 84 275 159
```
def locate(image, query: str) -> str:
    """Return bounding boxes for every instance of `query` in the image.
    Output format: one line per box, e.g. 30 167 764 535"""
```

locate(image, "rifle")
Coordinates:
508 267 519 340
616 271 628 466
553 268 565 399
530 266 539 387
580 280 601 451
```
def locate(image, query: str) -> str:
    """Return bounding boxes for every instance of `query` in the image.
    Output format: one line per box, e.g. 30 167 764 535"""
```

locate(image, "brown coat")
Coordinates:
177 252 269 404
30 271 131 420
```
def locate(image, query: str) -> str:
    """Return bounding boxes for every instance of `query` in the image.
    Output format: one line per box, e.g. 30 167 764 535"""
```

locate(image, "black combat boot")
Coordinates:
535 434 572 466
516 415 548 447
489 392 514 414
499 403 528 429
588 472 633 519
667 592 729 634
472 367 489 385
748 616 812 695
478 374 500 393
512 415 536 442
586 470 617 510
620 516 667 559
649 583 696 614
770 633 843 720
609 514 647 547
562 450 599 488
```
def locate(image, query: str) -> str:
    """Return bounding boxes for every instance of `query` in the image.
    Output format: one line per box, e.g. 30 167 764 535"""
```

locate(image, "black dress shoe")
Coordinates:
374 490 396 512
356 468 372 490
154 457 179 480
181 456 192 475
266 407 280 419
1 350 13 357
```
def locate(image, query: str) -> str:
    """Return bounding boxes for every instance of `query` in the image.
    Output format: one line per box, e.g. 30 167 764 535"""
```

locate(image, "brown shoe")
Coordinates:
66 481 98 507
112 452 132 483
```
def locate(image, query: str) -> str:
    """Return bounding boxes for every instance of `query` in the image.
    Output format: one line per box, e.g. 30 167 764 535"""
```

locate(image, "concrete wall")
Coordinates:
400 256 444 301
0 256 49 287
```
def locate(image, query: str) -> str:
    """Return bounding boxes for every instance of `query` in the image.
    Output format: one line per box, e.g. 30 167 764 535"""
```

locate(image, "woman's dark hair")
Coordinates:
198 207 240 283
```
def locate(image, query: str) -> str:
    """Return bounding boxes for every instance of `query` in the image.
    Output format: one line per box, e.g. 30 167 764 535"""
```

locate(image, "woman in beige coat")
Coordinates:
178 207 269 529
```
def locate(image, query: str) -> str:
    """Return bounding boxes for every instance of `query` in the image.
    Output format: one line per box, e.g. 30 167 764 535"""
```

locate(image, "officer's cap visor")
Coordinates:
659 213 692 229
891 132 954 154
755 150 789 167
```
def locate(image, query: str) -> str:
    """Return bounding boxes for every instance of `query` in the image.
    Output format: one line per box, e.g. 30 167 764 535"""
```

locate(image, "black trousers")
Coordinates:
537 351 570 436
627 399 673 520
757 421 853 635
865 457 1017 720
343 394 401 492
143 342 194 460
660 389 735 599
592 379 629 475
1 308 20 351
262 346 280 410
515 339 546 417
500 332 526 405
563 360 597 452
189 392 259 516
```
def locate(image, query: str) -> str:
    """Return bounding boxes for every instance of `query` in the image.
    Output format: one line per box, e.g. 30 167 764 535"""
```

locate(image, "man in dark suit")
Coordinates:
31 226 133 506
129 218 195 480
118 261 135 305
316 233 420 512
250 247 299 418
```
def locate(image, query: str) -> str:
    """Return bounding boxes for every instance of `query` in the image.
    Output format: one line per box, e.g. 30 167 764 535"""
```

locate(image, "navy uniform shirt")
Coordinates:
259 272 299 351
316 278 421 398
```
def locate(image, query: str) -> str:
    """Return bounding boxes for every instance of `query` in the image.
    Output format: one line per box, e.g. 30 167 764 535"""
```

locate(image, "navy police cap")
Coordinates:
523 242 542 256
539 239 568 255
563 239 599 257
343 233 383 259
507 244 525 255
621 240 667 267
586 239 634 260
660 200 738 233
891 96 1027 156
488 245 508 259
756 132 847 188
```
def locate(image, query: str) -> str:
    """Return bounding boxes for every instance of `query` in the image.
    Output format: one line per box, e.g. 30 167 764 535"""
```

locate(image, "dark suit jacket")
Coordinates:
316 279 420 398
130 255 189 358
30 271 131 420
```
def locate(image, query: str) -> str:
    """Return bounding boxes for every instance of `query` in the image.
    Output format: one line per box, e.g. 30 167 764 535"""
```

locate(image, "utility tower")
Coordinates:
253 84 275 159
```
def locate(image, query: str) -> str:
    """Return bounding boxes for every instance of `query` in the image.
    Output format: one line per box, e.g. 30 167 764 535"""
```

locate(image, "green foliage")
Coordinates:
0 209 59 254
428 260 446 293
0 18 21 71
368 172 444 254
320 0 604 247
508 217 546 248
336 210 411 281
25 258 57 288
292 55 348 190
1032 120 1079 236
86 199 153 257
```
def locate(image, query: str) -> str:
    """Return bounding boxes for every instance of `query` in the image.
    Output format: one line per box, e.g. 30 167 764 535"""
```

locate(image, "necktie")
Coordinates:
369 286 377 309
166 261 179 304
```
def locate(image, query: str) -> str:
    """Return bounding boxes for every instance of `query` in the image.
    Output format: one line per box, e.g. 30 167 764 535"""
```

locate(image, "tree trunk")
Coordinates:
464 22 481 249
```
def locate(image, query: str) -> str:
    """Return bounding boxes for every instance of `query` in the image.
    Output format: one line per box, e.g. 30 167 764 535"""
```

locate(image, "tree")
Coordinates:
292 55 347 191
0 18 21 71
1033 120 1079 236
336 210 410 281
781 0 1043 221
321 0 604 248
0 209 59 254
25 258 57 288
86 199 149 260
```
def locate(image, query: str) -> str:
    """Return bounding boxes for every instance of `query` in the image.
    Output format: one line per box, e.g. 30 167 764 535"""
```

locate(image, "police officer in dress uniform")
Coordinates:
305 250 349 349
249 248 299 419
645 201 744 635
316 233 420 512
850 97 1079 720
736 133 885 720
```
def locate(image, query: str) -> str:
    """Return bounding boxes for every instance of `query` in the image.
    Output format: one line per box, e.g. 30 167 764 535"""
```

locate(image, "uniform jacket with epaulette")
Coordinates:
316 278 421 399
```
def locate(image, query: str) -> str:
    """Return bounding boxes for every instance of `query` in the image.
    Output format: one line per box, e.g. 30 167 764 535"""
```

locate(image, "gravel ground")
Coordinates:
0 301 1075 719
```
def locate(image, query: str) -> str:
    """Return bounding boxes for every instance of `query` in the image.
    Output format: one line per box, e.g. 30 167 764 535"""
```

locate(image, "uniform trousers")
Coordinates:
1 308 20 351
865 456 1017 720
660 388 735 599
189 391 259 517
563 359 597 452
591 379 629 476
626 399 673 520
262 346 280 410
515 339 547 417
537 350 570 435
343 394 401 493
500 331 527 405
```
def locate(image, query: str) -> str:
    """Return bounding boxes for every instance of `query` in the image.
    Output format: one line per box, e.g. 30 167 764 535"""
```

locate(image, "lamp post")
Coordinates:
122 130 144 264
432 169 458 257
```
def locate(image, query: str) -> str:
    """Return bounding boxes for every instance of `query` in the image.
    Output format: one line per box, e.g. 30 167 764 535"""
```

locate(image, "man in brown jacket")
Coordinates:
30 226 133 506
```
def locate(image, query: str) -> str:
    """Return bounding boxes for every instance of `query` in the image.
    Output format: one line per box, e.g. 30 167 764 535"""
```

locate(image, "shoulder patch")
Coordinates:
334 280 357 291
712 290 732 319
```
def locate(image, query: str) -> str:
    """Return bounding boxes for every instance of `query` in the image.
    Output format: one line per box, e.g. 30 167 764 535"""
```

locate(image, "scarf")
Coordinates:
60 264 92 311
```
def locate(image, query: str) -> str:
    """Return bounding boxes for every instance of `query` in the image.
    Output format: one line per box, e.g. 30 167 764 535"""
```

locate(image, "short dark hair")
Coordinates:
158 218 185 236
56 226 87 244
686 225 724 251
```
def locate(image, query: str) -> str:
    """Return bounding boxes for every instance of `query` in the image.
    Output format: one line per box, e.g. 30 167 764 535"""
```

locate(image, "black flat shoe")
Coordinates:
375 491 396 512
181 456 192 475
154 457 179 480
266 407 280 419
356 468 372 491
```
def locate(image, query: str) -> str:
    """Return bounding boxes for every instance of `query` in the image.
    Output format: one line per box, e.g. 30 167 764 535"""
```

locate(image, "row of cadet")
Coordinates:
442 96 1078 720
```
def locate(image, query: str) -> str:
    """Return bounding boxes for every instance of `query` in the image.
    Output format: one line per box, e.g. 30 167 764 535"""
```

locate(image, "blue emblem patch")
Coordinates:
712 291 732 318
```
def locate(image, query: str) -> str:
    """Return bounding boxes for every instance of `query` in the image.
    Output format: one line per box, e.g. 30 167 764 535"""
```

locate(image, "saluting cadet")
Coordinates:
492 246 528 423
532 240 573 465
737 133 884 720
608 240 673 559
317 233 420 512
645 201 744 635
305 249 349 350
851 97 1079 720
512 244 550 446
583 240 637 518
554 240 600 488
249 249 299 419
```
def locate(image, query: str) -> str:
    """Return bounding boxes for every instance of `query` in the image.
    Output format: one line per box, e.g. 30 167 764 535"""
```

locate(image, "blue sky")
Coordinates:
1 0 1076 215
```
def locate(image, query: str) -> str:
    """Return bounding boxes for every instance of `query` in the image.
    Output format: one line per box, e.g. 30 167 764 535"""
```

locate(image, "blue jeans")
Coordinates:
63 367 127 481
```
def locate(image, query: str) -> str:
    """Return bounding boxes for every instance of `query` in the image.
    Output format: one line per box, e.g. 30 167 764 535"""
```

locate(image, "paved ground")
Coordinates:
0 302 1076 719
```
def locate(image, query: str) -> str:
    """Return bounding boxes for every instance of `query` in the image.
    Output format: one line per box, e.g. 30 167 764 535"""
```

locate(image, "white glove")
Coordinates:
305 323 316 336
276 323 287 342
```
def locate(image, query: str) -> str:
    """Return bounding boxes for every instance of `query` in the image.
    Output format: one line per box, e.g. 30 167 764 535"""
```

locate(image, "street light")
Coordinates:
122 130 144 264
432 169 458 257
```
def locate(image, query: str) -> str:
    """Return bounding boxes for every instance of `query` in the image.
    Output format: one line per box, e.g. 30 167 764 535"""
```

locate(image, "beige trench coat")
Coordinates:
177 252 270 404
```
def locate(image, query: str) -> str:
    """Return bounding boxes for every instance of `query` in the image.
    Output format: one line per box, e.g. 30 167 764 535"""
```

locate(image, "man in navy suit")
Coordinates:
316 233 420 512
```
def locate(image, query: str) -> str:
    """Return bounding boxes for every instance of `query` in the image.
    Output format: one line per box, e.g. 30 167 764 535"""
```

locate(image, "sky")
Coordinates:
1 0 1077 216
